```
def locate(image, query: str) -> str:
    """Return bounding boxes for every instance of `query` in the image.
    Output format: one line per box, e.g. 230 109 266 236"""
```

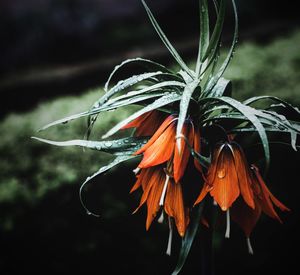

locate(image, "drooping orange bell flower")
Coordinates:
134 114 199 183
131 166 189 237
231 164 289 237
121 110 167 136
194 141 255 211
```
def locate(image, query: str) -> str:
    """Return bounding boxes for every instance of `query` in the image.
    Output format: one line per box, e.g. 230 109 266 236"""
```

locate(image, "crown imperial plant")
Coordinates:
33 1 300 274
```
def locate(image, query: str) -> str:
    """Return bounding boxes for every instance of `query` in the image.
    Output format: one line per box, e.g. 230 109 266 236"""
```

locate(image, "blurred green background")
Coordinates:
0 1 299 274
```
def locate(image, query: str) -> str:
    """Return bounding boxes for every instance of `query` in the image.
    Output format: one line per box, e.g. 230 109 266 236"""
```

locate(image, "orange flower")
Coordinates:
231 164 289 237
121 110 166 136
134 114 197 183
131 166 189 237
128 114 203 238
194 141 254 210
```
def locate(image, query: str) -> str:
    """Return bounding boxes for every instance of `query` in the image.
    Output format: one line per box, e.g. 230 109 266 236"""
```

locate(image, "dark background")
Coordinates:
0 1 299 274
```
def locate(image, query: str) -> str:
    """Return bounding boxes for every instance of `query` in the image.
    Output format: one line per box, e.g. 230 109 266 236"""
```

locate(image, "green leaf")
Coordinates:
244 96 300 118
176 80 199 152
31 136 149 155
203 0 238 94
102 92 182 139
104 57 172 92
201 0 225 62
141 0 194 78
38 81 184 132
210 77 232 97
98 92 167 112
202 96 270 171
86 78 185 139
172 203 204 275
95 71 165 108
38 110 89 131
195 0 210 77
79 155 138 217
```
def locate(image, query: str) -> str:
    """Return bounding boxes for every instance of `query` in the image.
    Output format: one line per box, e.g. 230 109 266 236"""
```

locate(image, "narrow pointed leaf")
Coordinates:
176 80 199 151
141 0 193 77
79 155 137 216
172 203 204 275
102 92 182 139
104 57 172 92
202 96 270 170
38 110 89 131
94 71 164 108
204 0 238 93
31 136 149 155
244 96 300 118
195 0 210 77
210 77 232 97
201 0 225 62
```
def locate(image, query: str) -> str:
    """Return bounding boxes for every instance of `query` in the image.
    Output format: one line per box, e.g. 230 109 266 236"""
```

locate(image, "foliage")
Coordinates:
30 1 300 274
1 3 300 274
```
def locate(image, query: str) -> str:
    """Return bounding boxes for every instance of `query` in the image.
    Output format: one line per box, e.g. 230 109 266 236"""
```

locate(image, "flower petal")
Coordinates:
164 180 189 236
194 183 210 205
145 171 166 230
209 145 240 211
173 122 193 182
138 122 175 168
231 198 262 237
130 167 152 193
132 167 161 214
136 111 166 136
232 143 255 209
252 165 290 222
134 115 175 155
122 111 152 129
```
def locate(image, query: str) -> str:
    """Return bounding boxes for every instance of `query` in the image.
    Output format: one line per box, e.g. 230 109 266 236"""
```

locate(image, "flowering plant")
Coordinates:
33 0 299 274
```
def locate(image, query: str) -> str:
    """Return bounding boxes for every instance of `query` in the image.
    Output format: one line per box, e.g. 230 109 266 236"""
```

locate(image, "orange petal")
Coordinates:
135 111 166 136
193 126 202 173
209 145 240 211
231 198 262 237
231 143 255 209
138 122 175 168
145 170 166 230
130 167 152 193
173 122 193 182
194 183 210 205
252 165 289 222
134 115 175 155
122 111 151 129
164 180 189 236
206 143 225 184
132 167 161 214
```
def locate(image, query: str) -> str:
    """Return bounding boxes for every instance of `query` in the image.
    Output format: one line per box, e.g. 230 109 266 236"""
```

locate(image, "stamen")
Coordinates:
225 209 230 238
158 210 164 223
159 175 170 206
246 237 254 255
166 217 173 256
132 167 141 175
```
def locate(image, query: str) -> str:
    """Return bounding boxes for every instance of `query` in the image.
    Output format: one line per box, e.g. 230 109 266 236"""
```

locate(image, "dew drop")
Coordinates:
104 141 113 147
217 168 226 178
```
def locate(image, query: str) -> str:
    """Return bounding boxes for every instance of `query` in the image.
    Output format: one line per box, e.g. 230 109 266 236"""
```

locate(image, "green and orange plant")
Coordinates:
33 0 300 274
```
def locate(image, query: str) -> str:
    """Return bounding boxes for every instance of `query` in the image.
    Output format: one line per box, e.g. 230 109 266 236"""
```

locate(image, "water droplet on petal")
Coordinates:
217 168 226 178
